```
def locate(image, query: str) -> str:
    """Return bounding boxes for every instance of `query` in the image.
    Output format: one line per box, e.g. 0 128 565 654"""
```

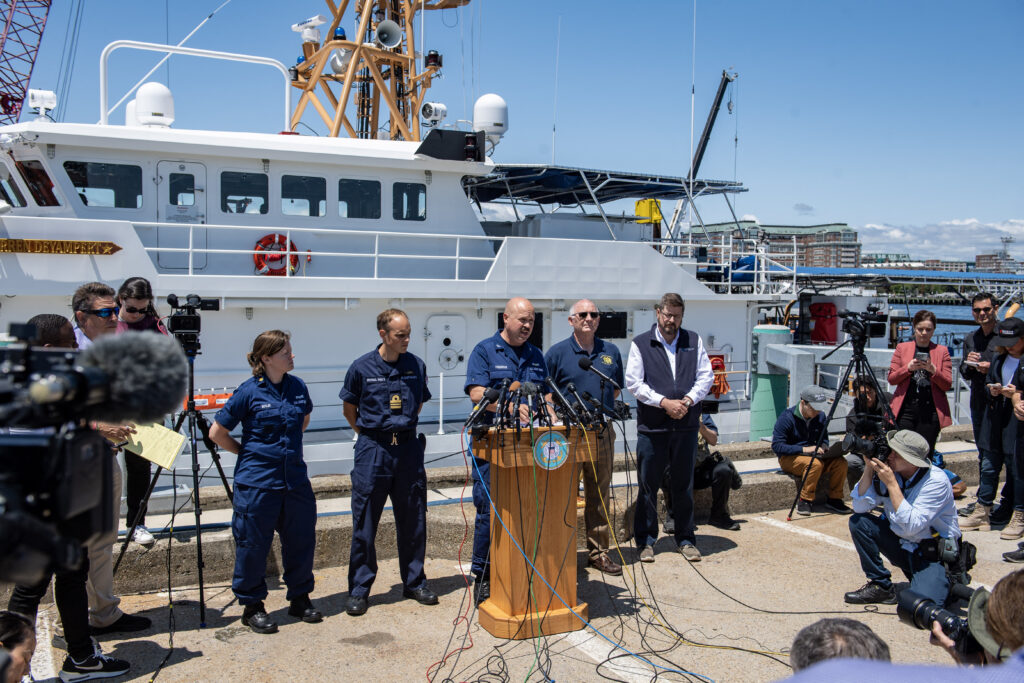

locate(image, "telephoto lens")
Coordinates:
897 589 981 657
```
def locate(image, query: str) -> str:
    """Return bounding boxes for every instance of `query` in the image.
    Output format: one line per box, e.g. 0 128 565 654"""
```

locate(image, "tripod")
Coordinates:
786 329 896 520
114 348 233 627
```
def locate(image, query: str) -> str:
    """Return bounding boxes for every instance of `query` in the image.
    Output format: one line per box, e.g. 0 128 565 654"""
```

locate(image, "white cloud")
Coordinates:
858 219 1024 261
741 213 759 223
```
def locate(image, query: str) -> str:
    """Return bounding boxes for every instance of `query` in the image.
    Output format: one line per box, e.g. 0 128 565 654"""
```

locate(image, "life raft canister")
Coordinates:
808 301 838 344
253 233 304 276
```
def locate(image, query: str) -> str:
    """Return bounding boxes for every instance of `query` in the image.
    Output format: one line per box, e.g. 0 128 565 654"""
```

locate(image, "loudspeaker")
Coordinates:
374 20 402 48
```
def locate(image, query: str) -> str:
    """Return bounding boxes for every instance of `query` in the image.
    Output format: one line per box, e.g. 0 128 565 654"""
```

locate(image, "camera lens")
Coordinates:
897 590 969 641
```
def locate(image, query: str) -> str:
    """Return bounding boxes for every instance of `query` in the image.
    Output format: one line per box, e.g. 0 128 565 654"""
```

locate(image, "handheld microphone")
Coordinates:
565 381 593 422
577 356 621 390
27 333 188 424
546 376 581 426
464 386 501 428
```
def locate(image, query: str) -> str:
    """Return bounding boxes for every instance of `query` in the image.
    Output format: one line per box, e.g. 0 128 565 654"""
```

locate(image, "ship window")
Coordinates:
169 173 195 206
15 160 61 206
221 171 268 214
0 174 26 207
282 175 326 217
338 179 380 219
63 161 142 208
393 182 426 221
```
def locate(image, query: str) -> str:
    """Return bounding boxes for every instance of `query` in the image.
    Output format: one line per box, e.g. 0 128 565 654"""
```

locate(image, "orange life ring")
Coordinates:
253 233 300 276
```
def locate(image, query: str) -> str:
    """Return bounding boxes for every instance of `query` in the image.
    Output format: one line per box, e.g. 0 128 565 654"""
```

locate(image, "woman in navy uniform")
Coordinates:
340 308 436 617
209 330 321 634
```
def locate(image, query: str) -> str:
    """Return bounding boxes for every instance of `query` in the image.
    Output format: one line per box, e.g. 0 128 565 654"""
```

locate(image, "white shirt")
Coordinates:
851 464 961 551
73 326 93 350
625 326 713 408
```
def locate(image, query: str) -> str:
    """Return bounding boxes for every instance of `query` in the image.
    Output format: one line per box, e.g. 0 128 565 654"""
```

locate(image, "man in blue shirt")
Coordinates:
545 299 624 576
844 429 961 606
340 309 436 617
464 297 548 604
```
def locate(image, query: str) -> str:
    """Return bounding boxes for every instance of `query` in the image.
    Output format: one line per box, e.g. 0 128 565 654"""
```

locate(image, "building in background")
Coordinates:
975 236 1022 274
923 259 970 272
700 220 861 268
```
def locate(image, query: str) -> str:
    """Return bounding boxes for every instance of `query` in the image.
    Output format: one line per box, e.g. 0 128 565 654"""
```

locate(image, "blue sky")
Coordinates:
25 0 1024 260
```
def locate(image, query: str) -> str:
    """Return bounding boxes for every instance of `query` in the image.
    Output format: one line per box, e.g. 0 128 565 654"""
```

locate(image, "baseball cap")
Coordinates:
885 429 931 469
992 317 1024 347
799 385 830 411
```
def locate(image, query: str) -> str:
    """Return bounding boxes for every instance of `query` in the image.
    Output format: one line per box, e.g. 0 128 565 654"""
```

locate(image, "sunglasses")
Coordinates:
122 305 149 314
575 312 600 319
973 306 993 313
84 307 120 319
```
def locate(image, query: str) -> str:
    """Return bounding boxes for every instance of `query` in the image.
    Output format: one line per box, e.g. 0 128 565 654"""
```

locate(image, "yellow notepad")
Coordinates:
123 422 187 470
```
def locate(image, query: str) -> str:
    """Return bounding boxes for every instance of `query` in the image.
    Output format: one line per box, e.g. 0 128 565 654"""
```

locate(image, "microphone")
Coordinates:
581 390 609 419
578 356 621 390
27 333 188 424
464 386 501 428
565 381 593 422
546 376 581 425
521 381 541 424
496 380 519 429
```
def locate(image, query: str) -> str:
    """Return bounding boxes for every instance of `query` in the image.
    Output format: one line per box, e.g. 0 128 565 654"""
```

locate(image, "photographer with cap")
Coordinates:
771 385 850 516
843 429 961 606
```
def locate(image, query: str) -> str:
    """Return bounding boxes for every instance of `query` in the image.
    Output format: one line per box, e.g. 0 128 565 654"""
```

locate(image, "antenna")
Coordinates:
551 15 561 165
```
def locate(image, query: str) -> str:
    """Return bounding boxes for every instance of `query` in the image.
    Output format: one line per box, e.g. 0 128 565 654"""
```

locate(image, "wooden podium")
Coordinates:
472 425 591 639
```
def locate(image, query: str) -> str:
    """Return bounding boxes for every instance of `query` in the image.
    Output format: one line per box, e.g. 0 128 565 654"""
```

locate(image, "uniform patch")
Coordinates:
600 354 614 366
390 393 402 411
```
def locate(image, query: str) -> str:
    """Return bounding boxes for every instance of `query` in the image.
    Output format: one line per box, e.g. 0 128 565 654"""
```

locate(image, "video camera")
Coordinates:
0 325 113 584
842 429 891 463
838 306 887 340
166 293 219 356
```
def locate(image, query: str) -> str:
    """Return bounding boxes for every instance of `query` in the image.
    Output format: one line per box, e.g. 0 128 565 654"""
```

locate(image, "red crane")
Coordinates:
0 0 51 124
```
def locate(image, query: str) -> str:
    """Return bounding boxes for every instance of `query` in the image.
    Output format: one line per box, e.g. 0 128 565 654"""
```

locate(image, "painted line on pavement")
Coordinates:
564 629 652 683
753 516 857 552
32 608 55 680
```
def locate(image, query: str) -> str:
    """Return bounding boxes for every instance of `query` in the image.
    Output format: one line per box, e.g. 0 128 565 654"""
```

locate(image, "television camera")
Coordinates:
166 293 219 356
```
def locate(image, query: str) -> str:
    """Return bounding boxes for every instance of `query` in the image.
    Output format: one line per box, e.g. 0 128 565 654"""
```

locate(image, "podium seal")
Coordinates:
533 431 569 470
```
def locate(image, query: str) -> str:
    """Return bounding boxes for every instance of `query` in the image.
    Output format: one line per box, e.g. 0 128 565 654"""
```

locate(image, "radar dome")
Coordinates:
134 82 175 128
473 93 508 147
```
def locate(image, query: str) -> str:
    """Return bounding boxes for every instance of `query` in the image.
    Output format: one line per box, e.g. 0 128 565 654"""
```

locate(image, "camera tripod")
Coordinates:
786 329 896 520
114 341 232 627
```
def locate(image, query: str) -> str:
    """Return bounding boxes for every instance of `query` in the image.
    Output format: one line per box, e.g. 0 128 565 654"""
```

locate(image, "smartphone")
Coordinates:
914 351 929 362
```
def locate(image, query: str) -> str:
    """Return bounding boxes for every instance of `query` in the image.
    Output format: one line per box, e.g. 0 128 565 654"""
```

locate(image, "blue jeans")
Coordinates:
848 512 951 605
635 430 698 548
470 456 491 579
977 447 1012 507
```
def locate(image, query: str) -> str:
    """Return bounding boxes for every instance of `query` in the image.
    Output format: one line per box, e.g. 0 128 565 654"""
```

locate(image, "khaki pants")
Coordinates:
581 427 615 560
778 454 847 501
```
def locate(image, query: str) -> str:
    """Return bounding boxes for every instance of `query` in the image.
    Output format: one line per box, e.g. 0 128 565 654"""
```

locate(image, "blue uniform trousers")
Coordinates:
849 512 951 605
470 456 490 578
635 430 698 547
348 435 427 597
231 480 316 605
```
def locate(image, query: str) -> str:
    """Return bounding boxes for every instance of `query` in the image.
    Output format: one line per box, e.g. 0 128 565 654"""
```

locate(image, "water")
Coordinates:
890 303 988 356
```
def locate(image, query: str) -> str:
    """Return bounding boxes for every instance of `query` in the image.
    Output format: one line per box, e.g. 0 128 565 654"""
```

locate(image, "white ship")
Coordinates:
0 1 823 477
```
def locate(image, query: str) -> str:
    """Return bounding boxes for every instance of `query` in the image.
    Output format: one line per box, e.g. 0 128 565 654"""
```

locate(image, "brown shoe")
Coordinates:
1000 510 1024 540
588 554 623 576
960 503 992 530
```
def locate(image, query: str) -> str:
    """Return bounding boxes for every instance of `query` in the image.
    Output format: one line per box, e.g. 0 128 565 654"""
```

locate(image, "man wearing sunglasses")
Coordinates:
71 282 120 350
960 292 1015 526
626 292 713 563
545 299 624 576
65 283 148 640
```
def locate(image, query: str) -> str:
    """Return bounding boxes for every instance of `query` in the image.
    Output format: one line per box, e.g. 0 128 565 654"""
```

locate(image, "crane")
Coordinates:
0 0 52 125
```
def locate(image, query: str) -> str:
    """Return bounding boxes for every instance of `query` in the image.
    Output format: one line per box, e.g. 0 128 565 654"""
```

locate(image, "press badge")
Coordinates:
390 393 402 411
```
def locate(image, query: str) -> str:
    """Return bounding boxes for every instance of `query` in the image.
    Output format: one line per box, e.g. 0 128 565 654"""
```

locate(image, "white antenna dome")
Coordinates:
329 48 352 73
134 82 175 128
473 93 508 148
124 99 142 127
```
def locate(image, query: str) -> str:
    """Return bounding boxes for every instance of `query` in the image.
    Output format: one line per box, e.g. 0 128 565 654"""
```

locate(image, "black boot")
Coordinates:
288 594 323 623
473 576 490 605
242 601 278 634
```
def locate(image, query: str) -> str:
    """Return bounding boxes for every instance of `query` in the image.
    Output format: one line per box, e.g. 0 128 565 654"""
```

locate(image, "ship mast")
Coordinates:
290 0 468 141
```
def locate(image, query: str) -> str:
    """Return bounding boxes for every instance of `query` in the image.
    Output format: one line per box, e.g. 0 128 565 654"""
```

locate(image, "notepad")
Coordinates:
123 422 187 470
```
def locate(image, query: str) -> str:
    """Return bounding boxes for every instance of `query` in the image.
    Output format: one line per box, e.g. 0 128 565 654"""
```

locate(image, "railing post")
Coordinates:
285 229 291 278
454 238 461 280
436 371 445 435
373 233 380 278
188 223 194 276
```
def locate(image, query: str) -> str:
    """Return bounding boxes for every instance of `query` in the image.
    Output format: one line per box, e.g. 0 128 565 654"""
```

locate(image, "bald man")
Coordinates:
463 297 549 604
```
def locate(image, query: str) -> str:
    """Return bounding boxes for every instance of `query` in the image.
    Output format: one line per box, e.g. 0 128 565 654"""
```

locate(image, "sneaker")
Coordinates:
960 503 992 530
678 543 702 562
843 581 896 605
59 647 130 681
825 498 852 515
89 612 151 635
999 510 1024 540
1003 547 1024 563
796 500 812 516
131 526 155 546
957 502 976 518
638 546 655 563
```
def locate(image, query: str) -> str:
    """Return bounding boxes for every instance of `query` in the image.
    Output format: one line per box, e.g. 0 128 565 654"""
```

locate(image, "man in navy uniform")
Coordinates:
464 297 549 603
625 292 713 563
340 308 437 616
545 299 624 576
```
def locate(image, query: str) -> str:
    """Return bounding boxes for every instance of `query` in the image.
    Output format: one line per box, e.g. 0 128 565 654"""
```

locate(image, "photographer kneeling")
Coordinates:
844 429 961 606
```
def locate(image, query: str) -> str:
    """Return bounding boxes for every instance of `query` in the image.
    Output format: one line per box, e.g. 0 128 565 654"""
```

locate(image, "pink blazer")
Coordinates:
887 341 952 428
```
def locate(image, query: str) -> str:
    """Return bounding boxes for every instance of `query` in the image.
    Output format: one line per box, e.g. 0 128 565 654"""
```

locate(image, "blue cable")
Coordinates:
463 428 715 683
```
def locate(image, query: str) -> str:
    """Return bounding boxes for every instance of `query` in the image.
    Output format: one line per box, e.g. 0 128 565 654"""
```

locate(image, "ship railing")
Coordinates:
133 220 504 279
655 234 798 295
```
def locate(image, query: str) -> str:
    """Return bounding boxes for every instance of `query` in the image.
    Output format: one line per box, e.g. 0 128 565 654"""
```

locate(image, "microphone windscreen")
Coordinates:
79 333 188 424
484 386 501 400
578 357 593 370
521 381 537 396
508 381 521 392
